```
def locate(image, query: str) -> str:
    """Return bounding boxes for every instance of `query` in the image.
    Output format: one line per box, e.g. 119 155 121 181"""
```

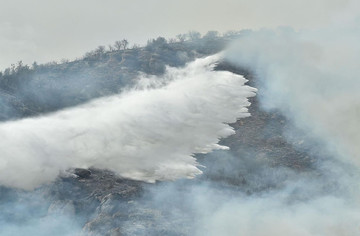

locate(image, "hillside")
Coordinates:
0 33 339 236
0 34 233 120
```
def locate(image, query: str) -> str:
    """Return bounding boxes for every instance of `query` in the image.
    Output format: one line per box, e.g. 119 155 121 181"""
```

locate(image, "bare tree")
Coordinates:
108 44 115 52
113 39 129 50
121 39 129 50
94 45 106 55
176 34 187 42
114 40 122 51
188 31 201 41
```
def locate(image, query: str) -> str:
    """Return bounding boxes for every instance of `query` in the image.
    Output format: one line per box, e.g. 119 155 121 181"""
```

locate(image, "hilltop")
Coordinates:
0 31 247 120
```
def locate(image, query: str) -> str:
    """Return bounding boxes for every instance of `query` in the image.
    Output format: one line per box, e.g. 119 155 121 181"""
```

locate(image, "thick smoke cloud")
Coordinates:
115 26 360 235
122 148 360 236
172 26 360 236
226 27 360 165
0 55 256 190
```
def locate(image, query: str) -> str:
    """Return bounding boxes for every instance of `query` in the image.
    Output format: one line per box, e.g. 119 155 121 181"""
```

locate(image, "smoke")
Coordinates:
0 187 83 236
113 24 360 235
116 147 360 236
226 27 360 165
169 24 360 236
0 54 256 190
2 22 360 235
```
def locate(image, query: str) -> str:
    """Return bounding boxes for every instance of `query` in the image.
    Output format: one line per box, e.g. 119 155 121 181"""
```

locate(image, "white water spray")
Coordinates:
0 54 256 190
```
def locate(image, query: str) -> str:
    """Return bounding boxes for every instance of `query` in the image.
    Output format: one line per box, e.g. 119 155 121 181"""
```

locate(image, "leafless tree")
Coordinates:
121 39 129 50
176 34 187 42
114 39 129 50
188 31 201 41
108 44 115 52
94 46 106 55
114 41 122 51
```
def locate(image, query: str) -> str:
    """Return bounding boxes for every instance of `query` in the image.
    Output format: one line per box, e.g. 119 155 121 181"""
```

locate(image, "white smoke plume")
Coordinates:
126 150 360 235
0 54 256 190
182 25 360 236
226 27 360 165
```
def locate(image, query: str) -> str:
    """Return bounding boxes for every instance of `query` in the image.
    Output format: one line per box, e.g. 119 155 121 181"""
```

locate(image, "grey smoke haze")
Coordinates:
0 0 357 69
0 55 256 189
176 23 360 235
1 1 360 234
115 25 360 235
225 26 360 165
0 190 82 236
139 160 360 236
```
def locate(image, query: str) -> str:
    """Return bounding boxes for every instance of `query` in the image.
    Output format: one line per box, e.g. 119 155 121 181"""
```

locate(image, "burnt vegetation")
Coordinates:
0 30 248 121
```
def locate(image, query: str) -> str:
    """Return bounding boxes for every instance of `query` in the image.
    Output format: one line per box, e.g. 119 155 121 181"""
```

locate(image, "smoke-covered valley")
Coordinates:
0 26 359 236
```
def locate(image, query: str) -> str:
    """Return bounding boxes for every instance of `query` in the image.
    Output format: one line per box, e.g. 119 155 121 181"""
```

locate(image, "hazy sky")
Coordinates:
0 0 356 70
